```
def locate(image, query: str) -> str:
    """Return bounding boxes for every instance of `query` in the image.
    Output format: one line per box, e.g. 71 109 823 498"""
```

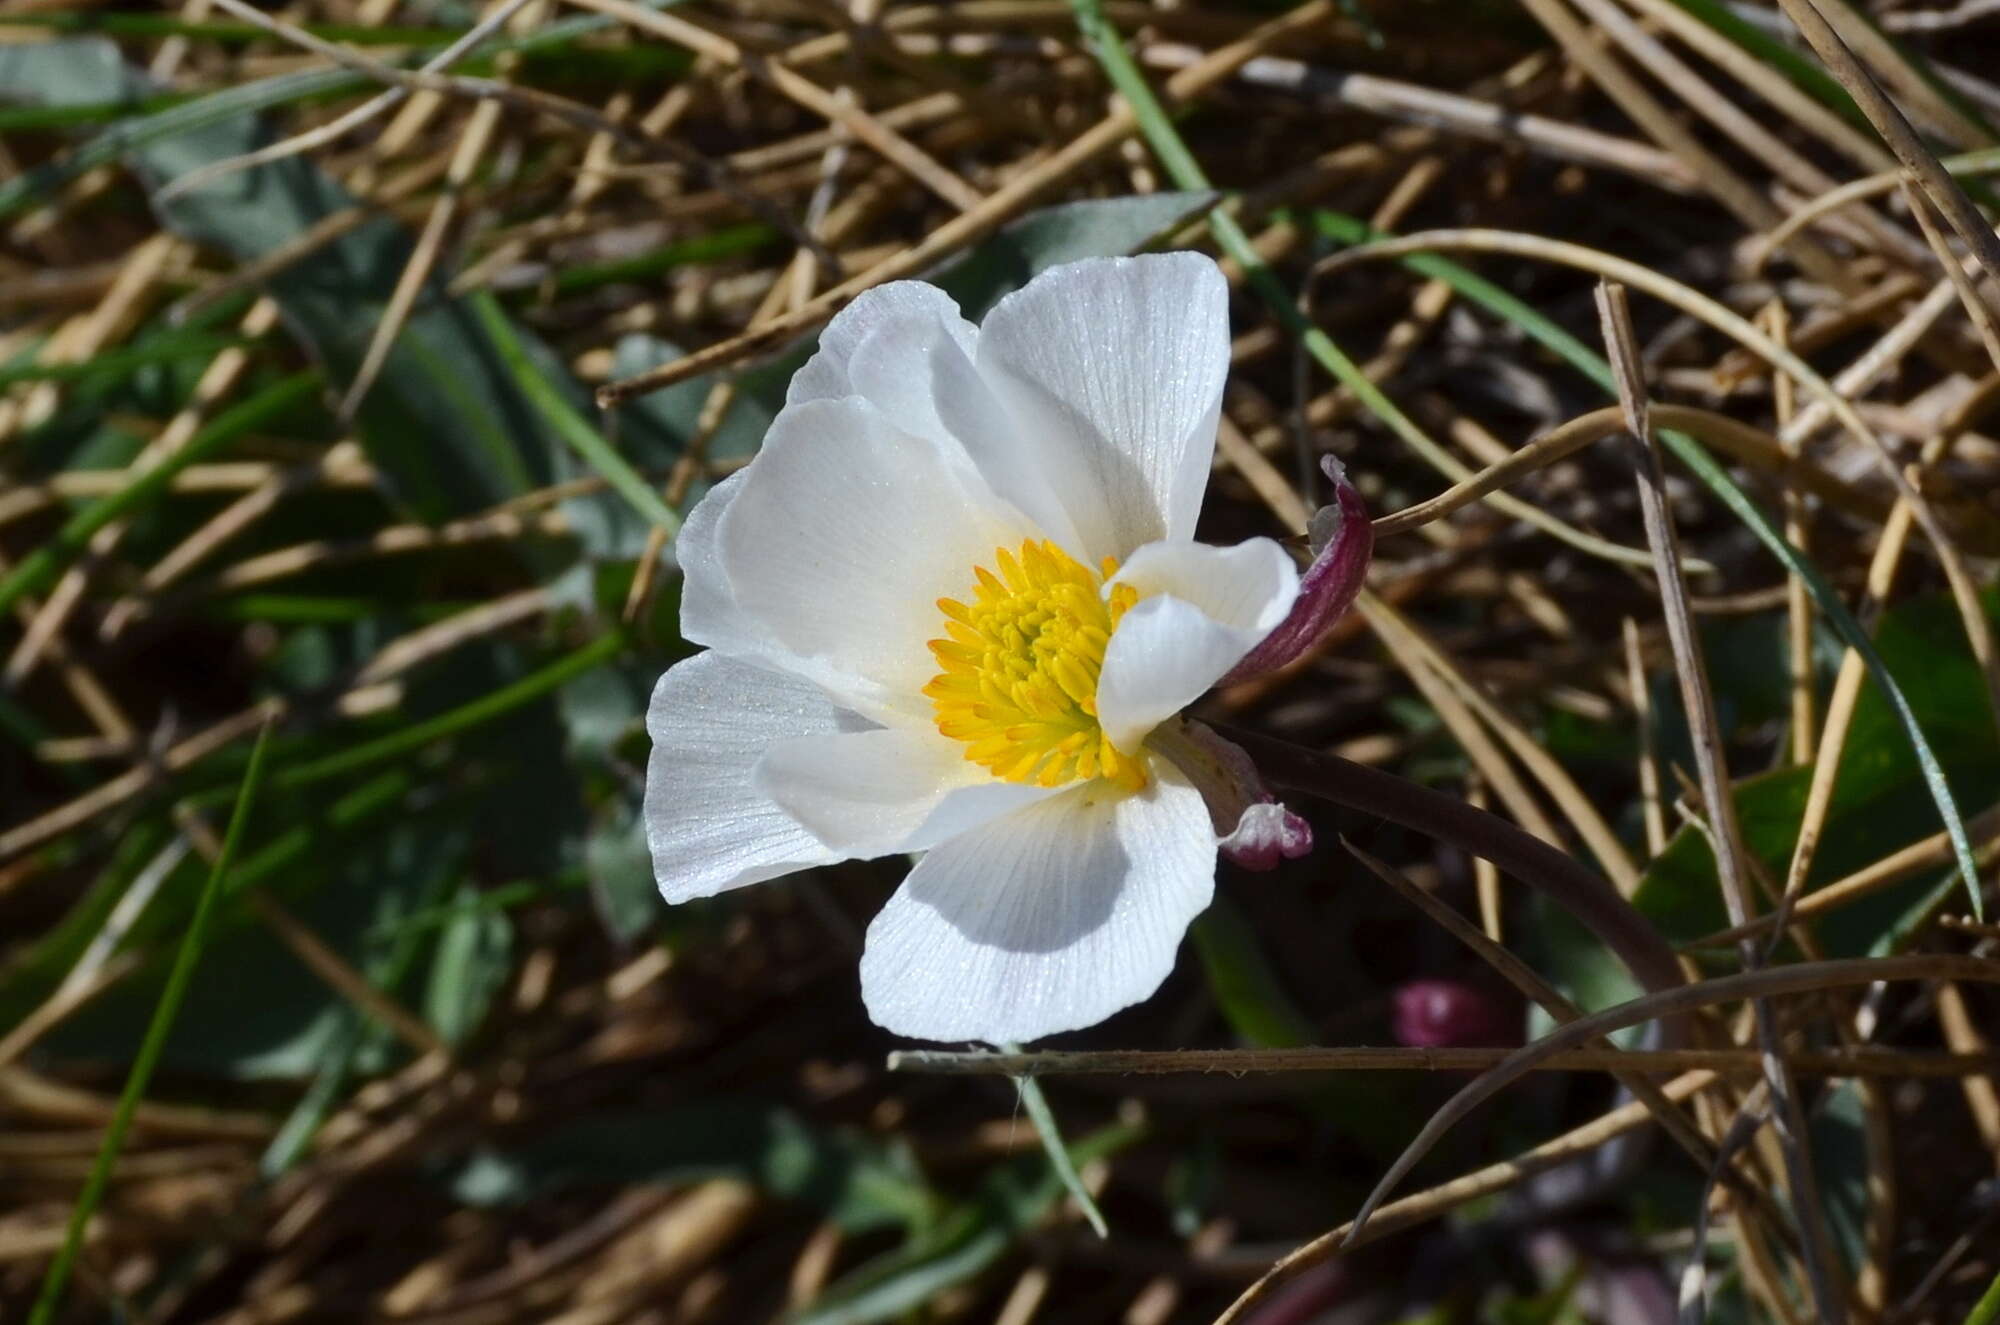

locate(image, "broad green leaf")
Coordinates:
424 881 513 1047
927 191 1217 321
1636 590 2000 957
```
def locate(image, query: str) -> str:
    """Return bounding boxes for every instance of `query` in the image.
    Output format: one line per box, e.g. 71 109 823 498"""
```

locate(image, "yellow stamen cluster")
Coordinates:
925 540 1147 791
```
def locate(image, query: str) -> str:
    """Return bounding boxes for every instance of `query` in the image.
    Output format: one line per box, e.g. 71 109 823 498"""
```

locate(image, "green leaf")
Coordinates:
424 881 513 1047
1965 1269 2000 1325
1188 899 1315 1047
474 292 678 533
450 1102 937 1235
792 1124 1140 1325
1635 590 2000 956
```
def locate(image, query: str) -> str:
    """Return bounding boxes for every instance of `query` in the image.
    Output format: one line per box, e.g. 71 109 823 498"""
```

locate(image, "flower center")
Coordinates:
924 539 1147 791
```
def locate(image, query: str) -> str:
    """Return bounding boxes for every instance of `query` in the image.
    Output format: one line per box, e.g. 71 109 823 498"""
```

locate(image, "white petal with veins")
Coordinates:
755 726 1054 857
974 253 1230 562
1095 538 1298 751
714 396 1034 721
858 761 1217 1044
644 651 856 902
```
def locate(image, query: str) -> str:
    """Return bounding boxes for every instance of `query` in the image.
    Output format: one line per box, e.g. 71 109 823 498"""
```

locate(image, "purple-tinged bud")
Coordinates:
1148 718 1313 871
1219 456 1373 687
1392 979 1518 1049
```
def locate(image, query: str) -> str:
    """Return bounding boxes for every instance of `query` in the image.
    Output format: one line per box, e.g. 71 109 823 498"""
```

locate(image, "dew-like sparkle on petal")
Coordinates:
924 539 1146 791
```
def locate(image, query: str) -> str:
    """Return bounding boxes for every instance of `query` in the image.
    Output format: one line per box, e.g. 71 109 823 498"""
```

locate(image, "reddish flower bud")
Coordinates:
1392 979 1518 1049
1218 457 1373 687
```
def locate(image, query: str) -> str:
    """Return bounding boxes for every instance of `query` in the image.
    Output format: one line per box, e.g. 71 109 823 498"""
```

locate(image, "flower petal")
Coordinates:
675 468 753 654
676 466 893 712
974 253 1229 561
715 396 1035 721
858 762 1217 1043
838 291 1092 554
787 280 976 407
754 727 1054 857
1094 538 1299 750
1217 457 1373 686
644 651 859 902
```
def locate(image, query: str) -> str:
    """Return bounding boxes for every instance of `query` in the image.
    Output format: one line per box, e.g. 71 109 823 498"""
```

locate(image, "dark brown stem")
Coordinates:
1220 727 1686 1008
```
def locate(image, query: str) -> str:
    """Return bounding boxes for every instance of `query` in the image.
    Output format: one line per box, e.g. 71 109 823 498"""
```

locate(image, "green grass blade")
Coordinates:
0 370 320 621
547 222 775 296
272 631 628 792
1301 209 1984 918
473 295 680 534
1005 1045 1109 1238
0 330 252 387
28 723 275 1325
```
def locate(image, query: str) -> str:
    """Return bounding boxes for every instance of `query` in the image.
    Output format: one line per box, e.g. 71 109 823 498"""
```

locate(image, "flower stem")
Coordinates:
1220 728 1685 1008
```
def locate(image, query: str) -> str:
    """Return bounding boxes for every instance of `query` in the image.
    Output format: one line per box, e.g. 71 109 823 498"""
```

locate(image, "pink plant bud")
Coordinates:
1393 979 1519 1049
1220 801 1315 871
1218 456 1373 687
1149 719 1314 871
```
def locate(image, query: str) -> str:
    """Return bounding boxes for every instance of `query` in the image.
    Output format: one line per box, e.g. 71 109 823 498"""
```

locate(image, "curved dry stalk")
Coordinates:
1297 255 1706 574
1340 954 2000 1247
1369 402 1891 538
1761 147 2000 260
1339 835 1815 1254
1310 230 1954 546
1772 0 2000 286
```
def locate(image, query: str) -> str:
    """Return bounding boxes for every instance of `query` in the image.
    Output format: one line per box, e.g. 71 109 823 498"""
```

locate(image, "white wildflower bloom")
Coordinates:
645 253 1302 1044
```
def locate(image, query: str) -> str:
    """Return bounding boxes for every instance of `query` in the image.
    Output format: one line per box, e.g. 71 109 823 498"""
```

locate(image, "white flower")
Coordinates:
644 253 1302 1045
